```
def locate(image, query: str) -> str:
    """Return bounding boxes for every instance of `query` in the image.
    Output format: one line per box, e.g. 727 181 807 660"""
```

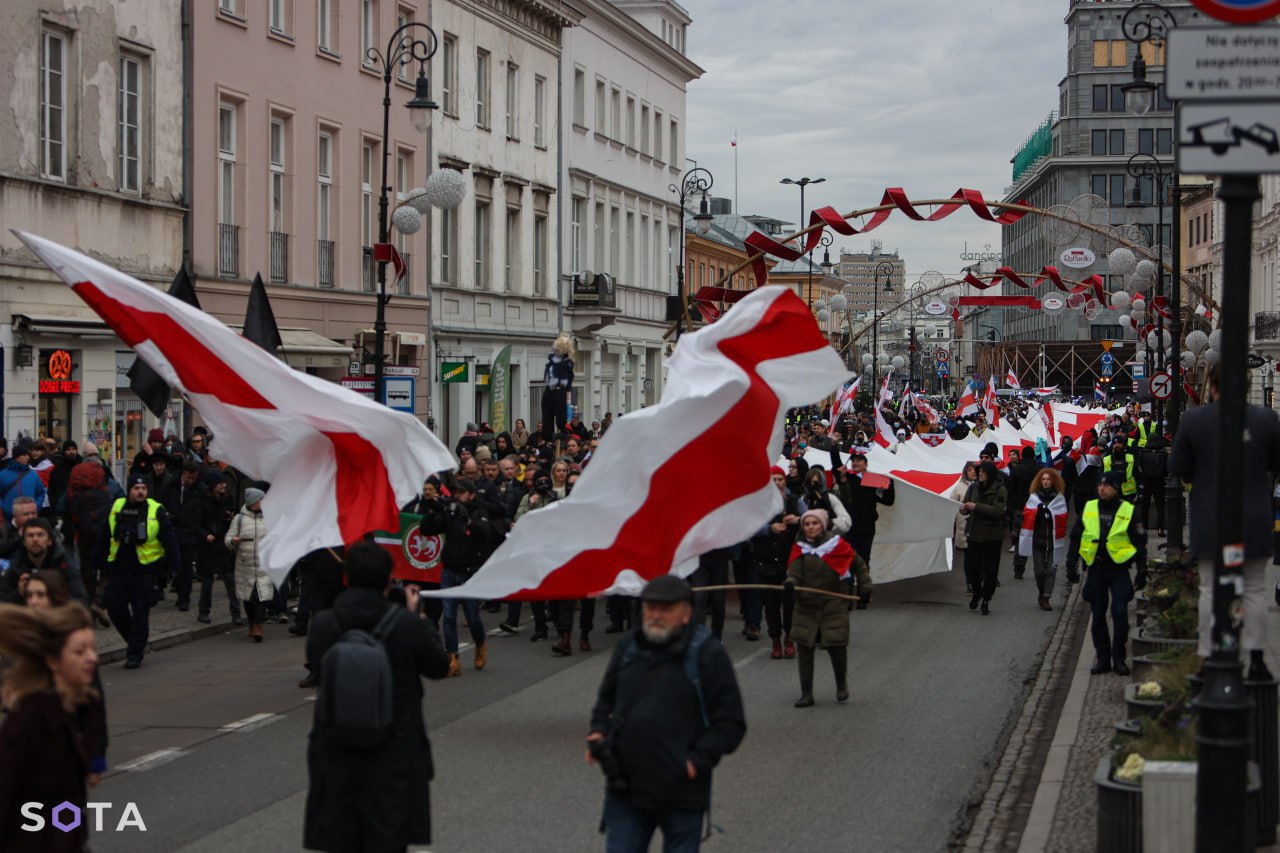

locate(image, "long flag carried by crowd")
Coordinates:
15 231 456 580
430 286 851 600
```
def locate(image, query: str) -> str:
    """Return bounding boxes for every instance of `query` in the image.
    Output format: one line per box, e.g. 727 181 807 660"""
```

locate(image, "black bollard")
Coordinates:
1248 677 1280 845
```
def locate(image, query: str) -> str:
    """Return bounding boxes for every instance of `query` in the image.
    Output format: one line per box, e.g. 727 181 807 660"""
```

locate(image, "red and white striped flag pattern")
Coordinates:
1039 399 1057 445
982 376 1001 427
830 376 861 424
913 393 940 424
957 380 980 416
427 286 850 600
15 231 455 580
878 367 896 407
874 404 898 449
1033 385 1059 396
1006 369 1021 390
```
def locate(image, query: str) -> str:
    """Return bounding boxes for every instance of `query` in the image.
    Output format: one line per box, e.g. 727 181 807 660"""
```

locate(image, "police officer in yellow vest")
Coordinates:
1102 440 1138 499
96 473 181 669
1076 471 1147 677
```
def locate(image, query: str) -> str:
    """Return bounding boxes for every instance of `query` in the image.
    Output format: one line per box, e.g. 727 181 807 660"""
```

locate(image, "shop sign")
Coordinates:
441 361 469 383
40 380 81 394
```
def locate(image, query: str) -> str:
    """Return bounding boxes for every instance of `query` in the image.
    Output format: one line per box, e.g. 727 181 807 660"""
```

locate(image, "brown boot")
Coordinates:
474 643 487 671
552 633 573 656
447 653 461 677
251 623 263 643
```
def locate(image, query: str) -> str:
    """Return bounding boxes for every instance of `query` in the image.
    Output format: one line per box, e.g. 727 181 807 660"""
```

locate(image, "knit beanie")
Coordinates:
800 507 830 531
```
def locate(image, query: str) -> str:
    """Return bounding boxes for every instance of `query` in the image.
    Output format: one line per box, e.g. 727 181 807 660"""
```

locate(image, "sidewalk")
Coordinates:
1001 534 1280 852
93 588 248 665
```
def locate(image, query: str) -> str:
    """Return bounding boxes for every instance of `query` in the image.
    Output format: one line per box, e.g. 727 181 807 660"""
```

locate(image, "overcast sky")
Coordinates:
684 0 1066 280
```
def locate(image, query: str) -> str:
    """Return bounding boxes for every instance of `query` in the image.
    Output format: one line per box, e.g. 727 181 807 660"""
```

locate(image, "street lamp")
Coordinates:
670 167 714 336
871 261 895 392
780 176 825 306
364 21 439 406
1126 152 1170 422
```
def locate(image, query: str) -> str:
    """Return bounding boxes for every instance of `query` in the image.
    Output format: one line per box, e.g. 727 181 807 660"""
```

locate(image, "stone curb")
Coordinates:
98 620 239 666
956 581 1090 851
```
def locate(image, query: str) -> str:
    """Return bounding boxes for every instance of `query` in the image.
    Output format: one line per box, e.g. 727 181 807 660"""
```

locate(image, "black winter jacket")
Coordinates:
417 498 493 572
589 624 746 812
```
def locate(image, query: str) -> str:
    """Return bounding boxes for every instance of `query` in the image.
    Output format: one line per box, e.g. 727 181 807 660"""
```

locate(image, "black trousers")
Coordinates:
1065 493 1089 573
104 572 158 661
1137 477 1166 531
541 388 568 440
176 542 197 606
691 553 730 639
758 565 793 639
969 539 1003 601
552 599 595 636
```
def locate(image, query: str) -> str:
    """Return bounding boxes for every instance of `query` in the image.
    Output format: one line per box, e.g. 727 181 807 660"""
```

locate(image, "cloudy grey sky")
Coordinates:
684 0 1066 280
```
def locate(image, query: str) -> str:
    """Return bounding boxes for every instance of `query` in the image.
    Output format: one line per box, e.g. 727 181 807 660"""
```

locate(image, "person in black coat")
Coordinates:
1007 448 1039 579
160 462 207 611
587 575 746 850
304 542 450 853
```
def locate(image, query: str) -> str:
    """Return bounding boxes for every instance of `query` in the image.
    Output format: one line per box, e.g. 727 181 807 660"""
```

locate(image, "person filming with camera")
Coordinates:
586 574 746 852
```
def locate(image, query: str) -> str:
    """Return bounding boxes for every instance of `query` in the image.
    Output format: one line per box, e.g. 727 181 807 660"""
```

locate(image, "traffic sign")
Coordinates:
1178 102 1280 173
1133 363 1147 380
935 349 950 363
1150 371 1174 400
1186 1 1280 24
1169 27 1280 100
1101 352 1115 378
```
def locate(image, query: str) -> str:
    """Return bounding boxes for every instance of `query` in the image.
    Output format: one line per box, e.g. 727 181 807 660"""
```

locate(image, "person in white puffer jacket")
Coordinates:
226 487 274 641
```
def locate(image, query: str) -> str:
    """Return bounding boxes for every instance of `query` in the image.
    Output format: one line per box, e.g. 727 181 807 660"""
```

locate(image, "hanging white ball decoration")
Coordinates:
814 299 827 312
404 187 432 214
1209 328 1223 353
1185 329 1209 355
1132 259 1157 284
1111 291 1131 311
828 294 848 312
1131 305 1147 322
1181 351 1196 369
891 355 906 369
391 205 423 235
1108 247 1138 277
877 353 890 365
1204 348 1221 366
816 309 831 323
863 363 874 375
424 168 468 210
861 353 873 366
1119 313 1131 328
1134 350 1146 362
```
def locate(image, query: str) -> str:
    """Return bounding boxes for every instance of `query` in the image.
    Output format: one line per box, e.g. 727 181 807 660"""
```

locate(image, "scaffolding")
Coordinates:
974 340 1131 396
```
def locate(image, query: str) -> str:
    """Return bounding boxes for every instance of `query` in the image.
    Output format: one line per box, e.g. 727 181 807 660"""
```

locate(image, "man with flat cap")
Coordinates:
586 574 746 852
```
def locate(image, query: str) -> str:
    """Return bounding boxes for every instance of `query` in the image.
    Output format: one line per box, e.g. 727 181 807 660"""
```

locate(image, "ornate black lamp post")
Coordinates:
670 168 714 337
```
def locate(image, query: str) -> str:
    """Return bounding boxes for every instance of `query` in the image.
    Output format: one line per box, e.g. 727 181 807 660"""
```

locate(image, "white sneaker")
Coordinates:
1007 545 1015 553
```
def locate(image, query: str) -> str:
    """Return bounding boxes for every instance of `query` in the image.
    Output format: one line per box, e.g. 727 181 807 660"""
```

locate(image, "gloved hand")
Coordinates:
856 590 870 611
1134 569 1148 591
782 577 796 605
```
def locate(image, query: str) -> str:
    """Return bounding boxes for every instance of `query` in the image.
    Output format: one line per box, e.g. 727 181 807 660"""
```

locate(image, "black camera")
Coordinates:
588 733 628 794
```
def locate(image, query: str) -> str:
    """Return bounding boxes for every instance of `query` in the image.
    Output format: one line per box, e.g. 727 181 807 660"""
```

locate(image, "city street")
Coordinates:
92 568 1065 852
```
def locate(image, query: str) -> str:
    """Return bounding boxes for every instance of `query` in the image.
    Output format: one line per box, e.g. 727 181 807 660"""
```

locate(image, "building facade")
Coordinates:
559 0 701 420
999 0 1215 344
0 1 185 472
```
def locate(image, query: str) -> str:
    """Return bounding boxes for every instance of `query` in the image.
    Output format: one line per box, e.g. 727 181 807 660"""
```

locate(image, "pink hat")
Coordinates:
800 507 830 530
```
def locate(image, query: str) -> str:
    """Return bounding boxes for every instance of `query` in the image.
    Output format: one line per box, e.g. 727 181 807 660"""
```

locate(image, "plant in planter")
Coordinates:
1151 595 1198 640
1112 700 1198 780
1131 646 1202 683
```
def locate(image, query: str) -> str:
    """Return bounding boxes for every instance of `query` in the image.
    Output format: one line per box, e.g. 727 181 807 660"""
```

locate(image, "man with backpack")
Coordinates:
304 541 450 853
586 575 746 852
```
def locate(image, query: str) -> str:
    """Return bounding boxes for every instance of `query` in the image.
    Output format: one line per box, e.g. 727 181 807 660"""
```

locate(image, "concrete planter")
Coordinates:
1096 758 1261 853
1113 718 1142 741
1131 652 1188 683
1130 628 1197 659
1123 683 1173 720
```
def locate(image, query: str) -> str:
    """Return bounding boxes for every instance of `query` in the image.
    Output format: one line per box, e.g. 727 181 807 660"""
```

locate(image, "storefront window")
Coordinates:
38 349 79 443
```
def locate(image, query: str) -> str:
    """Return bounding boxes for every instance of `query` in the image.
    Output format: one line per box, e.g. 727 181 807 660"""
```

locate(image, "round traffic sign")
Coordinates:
1150 370 1173 400
1189 0 1280 23
935 349 950 363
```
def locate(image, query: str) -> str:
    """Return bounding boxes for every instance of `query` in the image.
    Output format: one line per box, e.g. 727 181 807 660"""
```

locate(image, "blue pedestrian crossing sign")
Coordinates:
1101 352 1114 378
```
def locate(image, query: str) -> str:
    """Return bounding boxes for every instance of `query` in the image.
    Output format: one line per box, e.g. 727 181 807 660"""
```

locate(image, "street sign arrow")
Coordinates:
1150 371 1174 400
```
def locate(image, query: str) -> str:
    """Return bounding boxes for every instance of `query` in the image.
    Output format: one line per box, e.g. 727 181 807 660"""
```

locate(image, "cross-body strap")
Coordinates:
370 603 401 642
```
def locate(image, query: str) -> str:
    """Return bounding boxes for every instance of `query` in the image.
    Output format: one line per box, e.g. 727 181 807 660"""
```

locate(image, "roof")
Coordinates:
692 212 824 276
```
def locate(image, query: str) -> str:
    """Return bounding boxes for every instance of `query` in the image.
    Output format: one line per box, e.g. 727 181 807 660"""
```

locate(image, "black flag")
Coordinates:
128 266 201 417
244 273 284 358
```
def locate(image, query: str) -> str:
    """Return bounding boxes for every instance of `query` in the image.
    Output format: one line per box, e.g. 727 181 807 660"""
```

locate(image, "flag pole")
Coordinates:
733 129 739 213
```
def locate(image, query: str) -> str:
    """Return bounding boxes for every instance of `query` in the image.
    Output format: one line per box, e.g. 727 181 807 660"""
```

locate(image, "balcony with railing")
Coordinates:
1257 312 1280 342
218 223 239 278
269 232 289 283
317 240 335 288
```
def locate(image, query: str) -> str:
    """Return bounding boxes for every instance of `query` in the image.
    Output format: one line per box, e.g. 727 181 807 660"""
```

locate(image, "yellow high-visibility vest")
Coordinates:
107 498 164 565
1103 454 1137 496
1079 499 1138 566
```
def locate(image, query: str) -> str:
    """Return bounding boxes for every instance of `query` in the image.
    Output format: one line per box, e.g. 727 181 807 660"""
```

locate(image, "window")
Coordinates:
1138 128 1153 155
640 214 650 283
610 206 620 278
625 94 636 147
441 34 457 115
625 211 634 283
1110 128 1124 155
669 119 678 165
395 7 413 81
668 226 676 290
533 214 547 296
317 130 334 287
1157 84 1172 112
474 200 491 288
595 78 606 134
505 207 520 290
534 75 546 147
571 198 584 271
610 86 621 139
40 31 66 180
594 201 605 268
1110 84 1126 112
640 104 650 155
394 151 410 293
1156 128 1172 155
440 206 456 283
573 67 585 126
1110 174 1124 207
1091 130 1106 156
361 0 377 67
476 49 490 129
654 110 663 161
1092 85 1108 112
318 0 336 51
219 0 240 14
1139 40 1166 67
1092 40 1125 67
361 142 376 290
1091 174 1106 200
218 104 236 223
118 56 142 192
270 0 290 35
269 117 287 232
505 63 519 139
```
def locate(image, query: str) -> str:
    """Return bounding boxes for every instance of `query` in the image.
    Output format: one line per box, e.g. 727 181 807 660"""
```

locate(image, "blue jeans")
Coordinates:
603 792 704 853
1083 565 1133 660
441 567 485 653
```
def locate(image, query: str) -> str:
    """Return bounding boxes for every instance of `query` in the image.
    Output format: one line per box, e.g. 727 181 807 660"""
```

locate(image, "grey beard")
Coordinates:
642 622 682 645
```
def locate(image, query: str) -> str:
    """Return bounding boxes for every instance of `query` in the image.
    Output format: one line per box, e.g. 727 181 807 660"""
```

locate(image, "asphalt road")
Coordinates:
87 565 1065 853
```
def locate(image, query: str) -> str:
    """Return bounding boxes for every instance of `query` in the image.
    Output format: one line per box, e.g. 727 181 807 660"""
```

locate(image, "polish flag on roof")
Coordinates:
14 231 456 581
430 286 850 600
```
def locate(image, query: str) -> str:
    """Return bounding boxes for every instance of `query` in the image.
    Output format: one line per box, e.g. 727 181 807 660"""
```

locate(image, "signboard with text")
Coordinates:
441 361 469 383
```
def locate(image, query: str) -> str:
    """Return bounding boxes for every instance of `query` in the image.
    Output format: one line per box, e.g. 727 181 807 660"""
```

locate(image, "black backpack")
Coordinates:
1140 449 1167 479
317 605 401 749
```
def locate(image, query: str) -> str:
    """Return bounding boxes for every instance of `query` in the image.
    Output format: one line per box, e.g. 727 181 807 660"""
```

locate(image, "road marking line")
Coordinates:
734 647 769 670
118 748 188 773
219 712 283 733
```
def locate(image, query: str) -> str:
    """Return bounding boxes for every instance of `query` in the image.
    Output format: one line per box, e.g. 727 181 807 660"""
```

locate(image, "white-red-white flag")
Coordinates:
15 231 455 581
873 404 899 449
1006 369 1021 390
427 286 849 600
1039 399 1057 445
983 376 1001 427
878 367 896 407
830 376 861 423
957 380 980 416
913 393 940 424
1033 385 1059 396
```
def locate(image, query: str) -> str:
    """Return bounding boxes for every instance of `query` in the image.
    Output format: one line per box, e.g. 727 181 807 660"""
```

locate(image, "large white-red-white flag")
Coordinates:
957 380 980 416
912 393 940 425
430 286 850 600
873 404 899 449
1039 399 1058 445
15 231 455 581
1006 369 1021 390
